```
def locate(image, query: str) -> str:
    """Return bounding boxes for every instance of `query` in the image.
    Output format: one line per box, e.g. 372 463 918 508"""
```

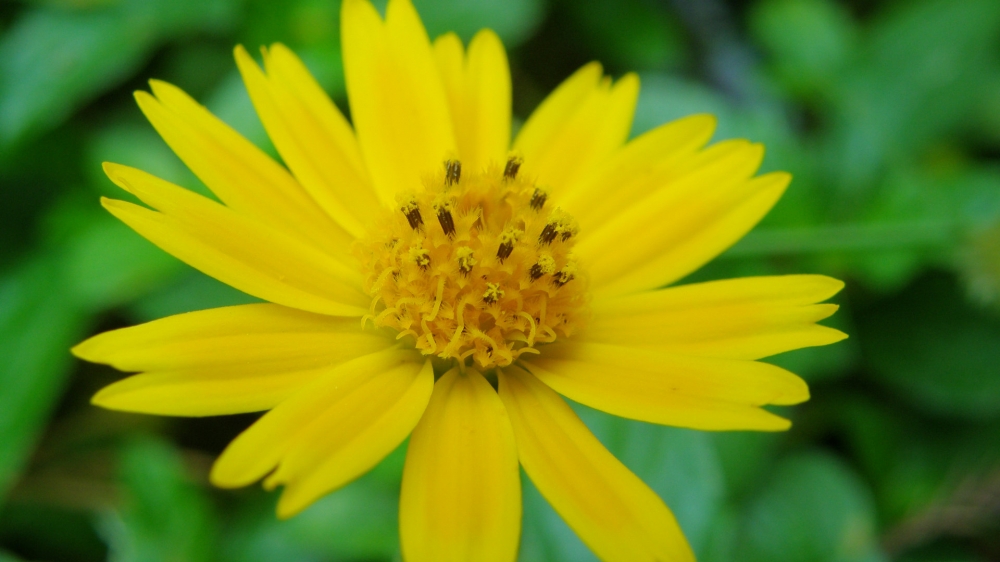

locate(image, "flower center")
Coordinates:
356 157 588 369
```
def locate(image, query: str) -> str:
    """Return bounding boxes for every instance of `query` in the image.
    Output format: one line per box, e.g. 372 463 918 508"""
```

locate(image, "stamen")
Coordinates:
539 222 558 245
539 209 577 245
554 262 577 287
409 246 430 270
359 162 588 370
483 283 504 304
504 156 522 180
399 196 423 230
456 246 476 275
445 159 462 185
529 255 557 280
530 188 547 210
434 198 456 237
497 226 523 261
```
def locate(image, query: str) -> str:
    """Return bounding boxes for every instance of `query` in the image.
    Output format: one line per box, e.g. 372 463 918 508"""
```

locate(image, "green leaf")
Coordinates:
736 451 884 562
0 503 109 562
0 0 238 150
368 0 546 47
711 431 782 501
0 258 88 504
63 214 186 311
857 272 1000 418
279 476 399 561
824 0 1000 192
85 118 205 200
750 0 857 96
562 0 684 71
221 456 402 562
128 271 260 323
102 436 218 562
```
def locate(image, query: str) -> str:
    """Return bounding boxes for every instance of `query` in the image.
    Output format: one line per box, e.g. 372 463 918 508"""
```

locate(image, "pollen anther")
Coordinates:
483 283 504 304
529 255 557 280
445 159 461 185
399 196 423 230
357 161 588 369
456 246 476 274
497 226 523 261
503 156 521 180
530 188 547 210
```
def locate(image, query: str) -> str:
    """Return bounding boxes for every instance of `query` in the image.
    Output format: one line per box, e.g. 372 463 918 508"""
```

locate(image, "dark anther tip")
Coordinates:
504 157 522 180
538 223 558 245
445 160 462 185
497 242 514 261
437 208 456 237
529 263 545 280
402 206 423 230
530 188 547 210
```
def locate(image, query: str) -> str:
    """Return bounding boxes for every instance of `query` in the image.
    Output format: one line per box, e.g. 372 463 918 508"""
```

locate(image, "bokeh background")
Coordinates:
1 0 999 560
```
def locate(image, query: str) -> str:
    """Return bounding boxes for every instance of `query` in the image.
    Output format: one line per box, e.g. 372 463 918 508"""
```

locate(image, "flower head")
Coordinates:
72 0 847 559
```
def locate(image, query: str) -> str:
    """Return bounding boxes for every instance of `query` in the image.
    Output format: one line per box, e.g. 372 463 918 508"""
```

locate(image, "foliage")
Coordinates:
1 0 999 560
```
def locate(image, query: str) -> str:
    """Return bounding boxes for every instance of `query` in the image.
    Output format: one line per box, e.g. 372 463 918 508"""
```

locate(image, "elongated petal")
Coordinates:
513 62 602 160
211 348 420 489
342 0 456 203
514 64 638 198
101 165 368 316
584 275 847 359
269 358 434 518
136 83 353 250
559 114 716 233
523 341 806 431
76 303 395 416
433 30 511 173
577 140 787 297
498 366 694 562
235 45 381 238
72 303 391 372
90 365 325 417
400 369 521 562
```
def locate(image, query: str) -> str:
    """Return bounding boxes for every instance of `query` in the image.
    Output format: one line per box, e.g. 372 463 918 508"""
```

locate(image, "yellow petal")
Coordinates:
584 275 847 359
513 62 603 161
210 348 420 489
342 0 456 204
269 358 434 518
498 365 694 562
523 341 806 431
577 141 787 297
514 64 638 197
101 165 368 316
79 304 395 417
90 365 325 417
559 114 716 233
72 303 391 372
433 30 511 173
136 83 353 251
399 368 521 562
234 45 382 238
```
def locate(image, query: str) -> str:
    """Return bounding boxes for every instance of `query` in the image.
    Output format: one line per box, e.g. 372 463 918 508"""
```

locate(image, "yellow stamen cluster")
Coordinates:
357 158 588 369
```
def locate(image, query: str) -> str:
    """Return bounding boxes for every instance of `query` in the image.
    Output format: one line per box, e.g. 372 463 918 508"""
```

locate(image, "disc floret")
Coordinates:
357 158 588 369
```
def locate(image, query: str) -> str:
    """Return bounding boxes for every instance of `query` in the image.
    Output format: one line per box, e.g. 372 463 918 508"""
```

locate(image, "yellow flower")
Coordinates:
72 0 847 560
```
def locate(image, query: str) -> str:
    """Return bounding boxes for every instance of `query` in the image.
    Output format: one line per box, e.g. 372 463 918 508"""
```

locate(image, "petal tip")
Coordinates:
90 385 125 411
70 338 97 361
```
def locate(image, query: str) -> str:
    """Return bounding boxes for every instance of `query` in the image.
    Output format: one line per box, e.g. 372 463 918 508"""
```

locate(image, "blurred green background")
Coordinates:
1 0 999 560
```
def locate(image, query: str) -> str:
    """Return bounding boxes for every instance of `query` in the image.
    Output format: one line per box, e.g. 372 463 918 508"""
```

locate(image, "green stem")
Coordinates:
723 220 958 257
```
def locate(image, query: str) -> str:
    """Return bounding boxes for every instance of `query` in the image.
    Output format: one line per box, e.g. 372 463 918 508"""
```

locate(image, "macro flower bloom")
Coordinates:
72 0 847 559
